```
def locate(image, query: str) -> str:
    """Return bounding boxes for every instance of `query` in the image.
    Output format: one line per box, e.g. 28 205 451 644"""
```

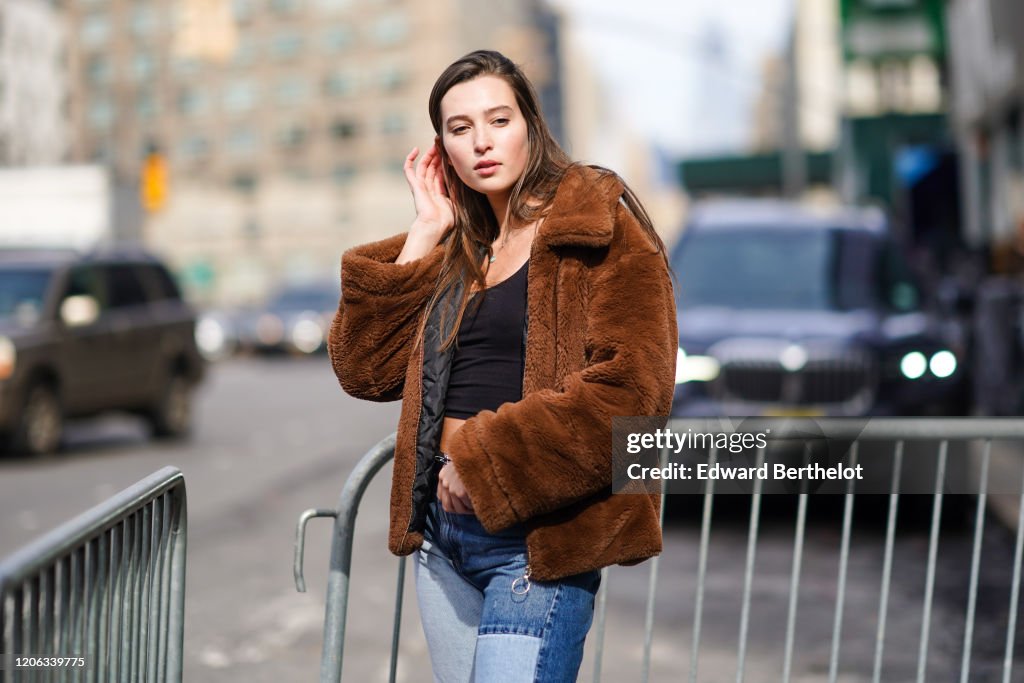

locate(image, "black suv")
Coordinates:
670 200 970 418
0 248 205 455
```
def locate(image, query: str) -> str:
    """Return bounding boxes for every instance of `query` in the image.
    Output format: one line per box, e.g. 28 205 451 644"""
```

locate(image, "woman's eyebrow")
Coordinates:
445 105 513 127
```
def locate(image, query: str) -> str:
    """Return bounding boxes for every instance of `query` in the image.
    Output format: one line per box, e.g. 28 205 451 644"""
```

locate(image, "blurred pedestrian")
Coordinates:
329 49 676 682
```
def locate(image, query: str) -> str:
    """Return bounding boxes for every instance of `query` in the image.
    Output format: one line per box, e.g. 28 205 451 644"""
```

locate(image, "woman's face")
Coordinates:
438 75 529 200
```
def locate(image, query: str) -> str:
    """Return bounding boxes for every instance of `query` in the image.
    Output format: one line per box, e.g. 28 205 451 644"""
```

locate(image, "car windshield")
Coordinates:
0 268 53 320
671 227 897 312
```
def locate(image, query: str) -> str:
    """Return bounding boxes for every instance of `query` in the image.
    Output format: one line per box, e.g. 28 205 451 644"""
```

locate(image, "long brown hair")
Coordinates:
421 50 666 351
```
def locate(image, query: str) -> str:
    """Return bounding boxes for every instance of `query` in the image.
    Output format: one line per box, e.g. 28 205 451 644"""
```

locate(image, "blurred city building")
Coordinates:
945 0 1024 420
944 0 1024 524
946 0 1024 261
0 0 70 165
60 0 561 306
682 1 953 246
555 12 686 246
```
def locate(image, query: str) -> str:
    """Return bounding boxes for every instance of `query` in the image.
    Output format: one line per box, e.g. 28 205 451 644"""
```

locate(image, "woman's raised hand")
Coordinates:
404 144 454 236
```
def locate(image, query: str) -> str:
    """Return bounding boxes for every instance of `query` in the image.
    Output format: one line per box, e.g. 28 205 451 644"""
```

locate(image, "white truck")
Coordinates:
0 165 140 249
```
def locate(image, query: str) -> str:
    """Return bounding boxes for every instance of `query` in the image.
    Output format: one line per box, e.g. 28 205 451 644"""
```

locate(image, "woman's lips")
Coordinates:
475 161 499 176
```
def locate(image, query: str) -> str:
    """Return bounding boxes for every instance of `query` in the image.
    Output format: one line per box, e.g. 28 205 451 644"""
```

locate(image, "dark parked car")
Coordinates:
0 248 205 456
670 200 969 418
231 281 340 356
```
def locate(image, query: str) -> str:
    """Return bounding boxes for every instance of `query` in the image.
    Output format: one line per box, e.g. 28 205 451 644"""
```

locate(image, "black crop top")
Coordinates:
444 259 528 419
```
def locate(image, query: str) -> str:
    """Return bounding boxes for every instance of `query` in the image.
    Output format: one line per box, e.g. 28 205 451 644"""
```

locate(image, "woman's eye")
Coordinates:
451 126 468 135
493 118 509 126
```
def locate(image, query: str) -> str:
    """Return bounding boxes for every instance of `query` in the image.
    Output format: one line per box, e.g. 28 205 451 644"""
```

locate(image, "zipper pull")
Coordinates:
511 564 532 595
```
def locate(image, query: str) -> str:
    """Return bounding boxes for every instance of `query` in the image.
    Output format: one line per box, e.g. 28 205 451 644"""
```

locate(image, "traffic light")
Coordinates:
141 151 168 212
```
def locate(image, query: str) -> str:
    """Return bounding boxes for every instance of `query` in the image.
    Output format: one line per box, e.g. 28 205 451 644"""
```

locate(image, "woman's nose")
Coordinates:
473 130 492 153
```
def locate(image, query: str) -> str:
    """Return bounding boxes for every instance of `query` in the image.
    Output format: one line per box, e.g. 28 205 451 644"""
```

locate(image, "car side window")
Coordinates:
102 264 150 309
140 264 182 301
63 266 108 306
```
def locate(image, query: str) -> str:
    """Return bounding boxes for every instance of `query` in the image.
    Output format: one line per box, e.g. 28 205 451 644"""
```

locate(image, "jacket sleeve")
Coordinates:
328 232 445 402
448 204 678 531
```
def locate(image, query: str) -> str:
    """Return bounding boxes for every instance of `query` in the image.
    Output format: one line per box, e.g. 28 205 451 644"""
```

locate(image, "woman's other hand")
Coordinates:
437 461 474 514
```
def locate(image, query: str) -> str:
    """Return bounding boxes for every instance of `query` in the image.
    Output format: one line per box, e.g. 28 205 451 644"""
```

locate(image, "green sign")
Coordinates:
840 0 946 62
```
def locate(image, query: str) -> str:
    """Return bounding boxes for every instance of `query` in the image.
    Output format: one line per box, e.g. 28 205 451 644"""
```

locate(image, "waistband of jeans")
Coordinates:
429 499 527 538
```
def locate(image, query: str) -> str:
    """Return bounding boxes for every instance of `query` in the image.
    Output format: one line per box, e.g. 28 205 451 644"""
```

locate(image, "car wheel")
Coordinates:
149 373 192 439
12 383 63 456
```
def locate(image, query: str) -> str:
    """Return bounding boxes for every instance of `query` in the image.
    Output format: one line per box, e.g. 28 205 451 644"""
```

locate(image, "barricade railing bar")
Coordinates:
295 419 1024 683
0 466 187 682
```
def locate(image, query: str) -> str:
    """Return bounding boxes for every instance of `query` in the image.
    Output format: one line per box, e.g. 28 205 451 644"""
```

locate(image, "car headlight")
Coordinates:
290 317 324 354
929 350 957 378
676 347 720 384
196 317 227 359
0 336 15 380
900 351 927 379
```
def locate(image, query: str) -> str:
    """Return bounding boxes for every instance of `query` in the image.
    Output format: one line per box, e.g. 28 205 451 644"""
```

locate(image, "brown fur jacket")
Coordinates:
328 164 678 581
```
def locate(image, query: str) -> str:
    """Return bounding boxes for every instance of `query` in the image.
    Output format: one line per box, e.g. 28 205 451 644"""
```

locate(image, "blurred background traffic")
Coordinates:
1 0 1024 453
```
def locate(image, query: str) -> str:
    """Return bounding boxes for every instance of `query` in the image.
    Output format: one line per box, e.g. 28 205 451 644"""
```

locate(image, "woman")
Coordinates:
329 50 677 682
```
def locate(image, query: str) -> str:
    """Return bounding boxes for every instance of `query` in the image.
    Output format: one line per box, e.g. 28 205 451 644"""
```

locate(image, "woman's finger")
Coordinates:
424 155 436 192
404 148 420 186
415 145 432 183
430 155 444 197
437 483 451 513
450 491 470 515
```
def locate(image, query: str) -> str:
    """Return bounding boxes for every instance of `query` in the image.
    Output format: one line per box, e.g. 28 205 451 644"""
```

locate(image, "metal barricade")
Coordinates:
0 466 187 682
295 420 1024 683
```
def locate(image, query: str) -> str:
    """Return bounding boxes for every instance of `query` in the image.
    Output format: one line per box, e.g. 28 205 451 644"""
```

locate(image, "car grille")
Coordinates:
716 357 875 406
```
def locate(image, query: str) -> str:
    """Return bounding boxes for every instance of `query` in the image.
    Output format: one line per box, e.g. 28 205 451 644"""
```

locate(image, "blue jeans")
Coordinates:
415 501 601 682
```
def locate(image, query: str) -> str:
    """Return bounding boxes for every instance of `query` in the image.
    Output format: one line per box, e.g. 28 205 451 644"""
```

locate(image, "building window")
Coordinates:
82 15 112 47
324 69 357 97
137 91 157 119
316 0 352 13
232 172 258 193
276 123 308 149
377 64 407 92
90 141 112 163
178 135 210 160
173 57 200 76
370 12 408 46
228 128 259 156
270 32 303 60
88 100 114 129
380 112 405 135
132 53 157 81
275 77 310 107
178 87 209 117
232 34 258 66
270 0 303 16
332 163 357 184
323 26 353 52
131 6 159 36
232 0 256 22
86 55 111 85
331 119 358 140
224 80 259 112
